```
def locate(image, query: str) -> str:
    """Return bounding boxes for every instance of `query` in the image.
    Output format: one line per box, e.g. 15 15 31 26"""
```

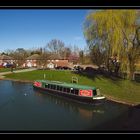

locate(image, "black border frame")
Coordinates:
0 0 140 135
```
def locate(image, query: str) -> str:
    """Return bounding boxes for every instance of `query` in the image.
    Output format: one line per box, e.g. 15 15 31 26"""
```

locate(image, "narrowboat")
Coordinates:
33 80 105 104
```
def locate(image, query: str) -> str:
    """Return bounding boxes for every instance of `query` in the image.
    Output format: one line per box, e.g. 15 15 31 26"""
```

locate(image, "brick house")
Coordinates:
47 54 70 69
23 53 72 69
0 55 15 67
23 54 40 68
47 59 69 69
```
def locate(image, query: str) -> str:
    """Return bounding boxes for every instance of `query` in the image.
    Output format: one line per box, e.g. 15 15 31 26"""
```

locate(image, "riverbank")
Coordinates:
3 77 139 106
1 70 140 106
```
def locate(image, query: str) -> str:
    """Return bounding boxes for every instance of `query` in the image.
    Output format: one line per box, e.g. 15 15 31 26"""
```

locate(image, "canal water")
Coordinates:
0 80 140 131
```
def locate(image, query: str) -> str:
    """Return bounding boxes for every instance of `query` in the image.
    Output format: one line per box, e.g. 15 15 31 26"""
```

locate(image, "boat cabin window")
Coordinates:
49 84 55 90
70 88 74 94
75 89 79 95
70 88 79 95
62 87 70 93
59 86 63 91
53 85 55 89
63 87 67 92
50 85 53 89
57 85 60 90
48 84 51 89
67 88 70 93
45 84 48 88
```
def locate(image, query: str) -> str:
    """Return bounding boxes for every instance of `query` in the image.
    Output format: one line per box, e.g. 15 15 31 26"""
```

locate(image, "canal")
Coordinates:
0 80 140 131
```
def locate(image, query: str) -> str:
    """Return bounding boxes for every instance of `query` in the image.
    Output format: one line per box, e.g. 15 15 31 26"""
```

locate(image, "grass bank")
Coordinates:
4 70 140 105
0 68 12 72
0 68 27 73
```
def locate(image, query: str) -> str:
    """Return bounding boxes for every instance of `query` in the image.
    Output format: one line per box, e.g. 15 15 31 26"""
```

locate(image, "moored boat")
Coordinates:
33 80 105 104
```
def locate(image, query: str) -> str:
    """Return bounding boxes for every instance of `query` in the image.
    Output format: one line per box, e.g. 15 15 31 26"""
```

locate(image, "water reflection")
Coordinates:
33 88 131 130
34 90 105 121
11 81 33 95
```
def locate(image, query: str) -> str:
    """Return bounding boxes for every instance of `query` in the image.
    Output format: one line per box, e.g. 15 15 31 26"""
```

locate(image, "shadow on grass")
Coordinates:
72 67 123 86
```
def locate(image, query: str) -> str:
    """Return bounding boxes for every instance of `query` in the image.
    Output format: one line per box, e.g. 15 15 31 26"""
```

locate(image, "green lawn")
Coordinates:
4 70 140 105
0 68 27 73
0 68 11 72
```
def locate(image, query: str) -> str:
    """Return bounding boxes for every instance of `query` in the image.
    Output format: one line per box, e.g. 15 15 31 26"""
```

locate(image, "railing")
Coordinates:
71 76 78 84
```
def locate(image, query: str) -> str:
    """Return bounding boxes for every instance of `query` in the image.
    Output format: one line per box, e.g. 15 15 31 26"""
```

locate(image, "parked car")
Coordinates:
55 66 63 70
5 64 15 68
62 66 71 70
55 66 71 70
74 66 83 71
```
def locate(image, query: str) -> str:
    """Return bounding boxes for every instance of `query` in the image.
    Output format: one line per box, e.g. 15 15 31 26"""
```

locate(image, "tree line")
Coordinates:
1 39 91 67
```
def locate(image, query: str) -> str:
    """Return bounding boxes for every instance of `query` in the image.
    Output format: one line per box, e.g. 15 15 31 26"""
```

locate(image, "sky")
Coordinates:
0 10 89 53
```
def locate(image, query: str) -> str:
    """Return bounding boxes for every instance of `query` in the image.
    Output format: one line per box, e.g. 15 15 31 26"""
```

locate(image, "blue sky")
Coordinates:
0 10 89 52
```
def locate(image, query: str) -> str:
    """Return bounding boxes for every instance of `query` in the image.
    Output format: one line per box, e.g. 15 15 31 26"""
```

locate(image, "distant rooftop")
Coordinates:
0 55 14 60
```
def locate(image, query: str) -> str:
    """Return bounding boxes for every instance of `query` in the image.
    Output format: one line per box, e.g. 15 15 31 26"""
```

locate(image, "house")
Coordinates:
23 53 72 69
0 55 15 67
47 54 70 69
23 54 40 68
47 59 70 69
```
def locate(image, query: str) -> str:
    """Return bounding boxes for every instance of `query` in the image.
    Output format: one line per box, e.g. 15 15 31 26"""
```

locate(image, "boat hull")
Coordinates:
33 85 105 105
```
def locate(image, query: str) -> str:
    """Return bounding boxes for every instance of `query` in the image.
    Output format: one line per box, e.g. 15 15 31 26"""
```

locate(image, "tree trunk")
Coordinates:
129 71 135 80
128 59 135 80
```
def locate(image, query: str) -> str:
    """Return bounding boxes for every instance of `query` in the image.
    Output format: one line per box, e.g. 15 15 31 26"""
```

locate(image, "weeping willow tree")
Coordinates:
84 10 140 80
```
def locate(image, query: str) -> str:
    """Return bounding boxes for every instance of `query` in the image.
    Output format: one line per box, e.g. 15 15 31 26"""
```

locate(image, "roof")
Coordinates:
37 80 96 90
26 54 40 60
0 55 14 60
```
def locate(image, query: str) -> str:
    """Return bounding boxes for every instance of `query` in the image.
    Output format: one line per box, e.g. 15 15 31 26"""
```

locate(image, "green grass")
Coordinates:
0 68 11 72
4 70 140 104
0 68 27 73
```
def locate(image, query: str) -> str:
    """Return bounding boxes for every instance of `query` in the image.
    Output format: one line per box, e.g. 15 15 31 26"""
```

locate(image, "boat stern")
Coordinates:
92 88 105 100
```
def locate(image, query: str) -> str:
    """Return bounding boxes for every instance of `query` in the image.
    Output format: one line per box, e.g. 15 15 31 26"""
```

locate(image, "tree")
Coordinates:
37 52 49 69
13 48 28 67
63 47 72 59
68 53 79 64
79 50 84 64
84 10 140 80
46 39 65 57
1 52 8 55
30 47 43 55
89 44 106 67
